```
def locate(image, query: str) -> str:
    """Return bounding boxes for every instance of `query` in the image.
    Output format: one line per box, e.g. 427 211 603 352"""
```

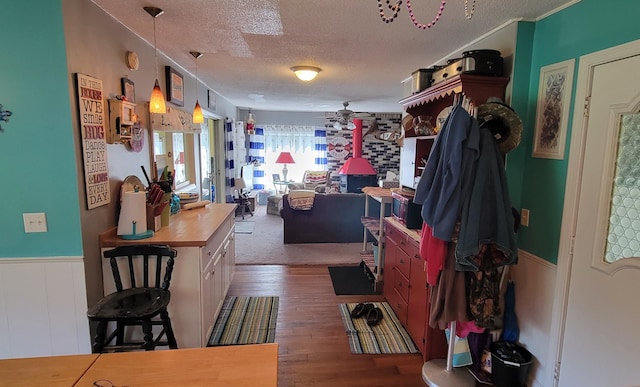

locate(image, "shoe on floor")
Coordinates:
350 303 374 318
366 307 383 326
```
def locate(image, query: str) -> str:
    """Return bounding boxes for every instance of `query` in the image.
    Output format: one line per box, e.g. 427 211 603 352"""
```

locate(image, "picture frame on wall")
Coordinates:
207 89 216 110
532 58 575 159
121 77 135 102
165 66 184 107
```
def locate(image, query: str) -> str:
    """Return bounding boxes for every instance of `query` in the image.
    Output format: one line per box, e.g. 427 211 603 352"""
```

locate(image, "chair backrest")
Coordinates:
303 170 329 184
103 245 177 292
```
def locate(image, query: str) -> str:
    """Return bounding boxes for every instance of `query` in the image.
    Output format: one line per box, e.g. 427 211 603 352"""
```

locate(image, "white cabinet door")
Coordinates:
400 137 417 189
200 255 215 344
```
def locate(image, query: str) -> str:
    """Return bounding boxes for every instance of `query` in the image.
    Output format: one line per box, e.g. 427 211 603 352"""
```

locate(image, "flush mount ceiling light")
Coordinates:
145 6 166 114
291 66 321 82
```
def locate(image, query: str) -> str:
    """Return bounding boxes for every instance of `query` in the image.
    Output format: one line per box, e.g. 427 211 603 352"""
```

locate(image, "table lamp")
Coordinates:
275 151 295 181
235 177 247 196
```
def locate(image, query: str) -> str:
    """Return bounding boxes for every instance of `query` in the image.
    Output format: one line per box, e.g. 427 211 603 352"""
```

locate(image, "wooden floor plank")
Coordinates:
228 264 428 386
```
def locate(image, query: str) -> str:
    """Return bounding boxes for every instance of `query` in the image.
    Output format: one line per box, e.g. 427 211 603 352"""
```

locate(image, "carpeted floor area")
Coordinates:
235 221 255 234
208 296 279 346
338 302 419 355
234 205 363 265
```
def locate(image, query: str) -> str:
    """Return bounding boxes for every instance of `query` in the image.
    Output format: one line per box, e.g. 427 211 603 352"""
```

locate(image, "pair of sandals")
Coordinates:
350 303 383 326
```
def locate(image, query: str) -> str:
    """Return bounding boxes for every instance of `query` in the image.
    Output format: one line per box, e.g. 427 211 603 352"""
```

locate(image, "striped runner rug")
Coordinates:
208 296 278 346
338 301 419 354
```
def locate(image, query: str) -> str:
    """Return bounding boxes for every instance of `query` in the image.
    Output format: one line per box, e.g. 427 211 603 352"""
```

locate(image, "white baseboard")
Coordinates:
0 256 91 359
510 249 557 387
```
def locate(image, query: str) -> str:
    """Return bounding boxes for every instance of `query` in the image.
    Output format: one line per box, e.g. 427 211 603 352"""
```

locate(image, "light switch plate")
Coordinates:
520 208 530 227
23 212 48 233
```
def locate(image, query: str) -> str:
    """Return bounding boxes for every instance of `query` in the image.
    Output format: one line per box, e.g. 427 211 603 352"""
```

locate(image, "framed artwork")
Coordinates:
532 59 575 159
207 89 216 110
121 77 135 102
165 66 184 106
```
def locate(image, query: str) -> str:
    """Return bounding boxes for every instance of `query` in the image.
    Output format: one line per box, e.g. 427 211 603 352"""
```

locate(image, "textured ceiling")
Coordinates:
91 0 577 113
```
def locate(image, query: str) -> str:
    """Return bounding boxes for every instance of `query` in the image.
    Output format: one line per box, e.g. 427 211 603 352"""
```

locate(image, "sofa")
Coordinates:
280 192 381 244
287 170 330 193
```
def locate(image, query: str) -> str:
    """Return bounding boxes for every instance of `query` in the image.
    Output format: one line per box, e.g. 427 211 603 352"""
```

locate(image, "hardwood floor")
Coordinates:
228 265 426 387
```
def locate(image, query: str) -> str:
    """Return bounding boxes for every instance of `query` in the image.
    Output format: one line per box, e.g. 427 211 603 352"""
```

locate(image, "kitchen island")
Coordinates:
99 203 237 348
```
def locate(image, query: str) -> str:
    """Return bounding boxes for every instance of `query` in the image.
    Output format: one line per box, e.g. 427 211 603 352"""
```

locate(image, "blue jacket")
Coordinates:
414 104 480 241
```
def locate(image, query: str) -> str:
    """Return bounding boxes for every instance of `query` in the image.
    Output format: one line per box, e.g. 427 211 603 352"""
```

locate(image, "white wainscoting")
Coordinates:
0 257 91 359
510 249 557 387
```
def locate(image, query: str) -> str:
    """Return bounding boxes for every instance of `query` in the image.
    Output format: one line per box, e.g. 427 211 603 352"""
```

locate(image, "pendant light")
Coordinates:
190 51 204 124
144 6 166 114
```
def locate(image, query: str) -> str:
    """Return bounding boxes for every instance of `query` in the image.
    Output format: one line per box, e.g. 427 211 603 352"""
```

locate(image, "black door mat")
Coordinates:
328 265 376 295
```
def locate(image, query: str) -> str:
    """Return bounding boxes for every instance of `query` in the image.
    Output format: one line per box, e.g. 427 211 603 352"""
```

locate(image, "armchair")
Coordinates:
288 170 330 193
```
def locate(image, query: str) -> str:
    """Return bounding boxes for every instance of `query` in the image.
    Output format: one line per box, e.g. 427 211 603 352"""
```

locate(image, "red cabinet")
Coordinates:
383 218 447 361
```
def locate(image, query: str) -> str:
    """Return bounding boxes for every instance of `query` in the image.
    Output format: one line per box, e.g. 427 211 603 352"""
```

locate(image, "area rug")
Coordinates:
338 302 419 354
235 221 255 234
208 296 278 346
328 265 376 295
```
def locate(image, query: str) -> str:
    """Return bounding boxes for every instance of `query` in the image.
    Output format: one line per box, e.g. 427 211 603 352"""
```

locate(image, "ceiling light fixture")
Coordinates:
190 51 204 124
291 66 321 82
145 6 166 114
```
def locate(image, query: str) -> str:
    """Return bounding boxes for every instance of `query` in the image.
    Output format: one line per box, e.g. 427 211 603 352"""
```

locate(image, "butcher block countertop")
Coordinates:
100 203 237 248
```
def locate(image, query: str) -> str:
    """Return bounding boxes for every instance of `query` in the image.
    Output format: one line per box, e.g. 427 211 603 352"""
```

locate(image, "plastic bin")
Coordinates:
372 242 379 266
490 341 533 387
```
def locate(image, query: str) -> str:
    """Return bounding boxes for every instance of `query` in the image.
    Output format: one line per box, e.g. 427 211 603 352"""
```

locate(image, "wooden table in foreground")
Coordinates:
0 354 98 387
75 344 278 386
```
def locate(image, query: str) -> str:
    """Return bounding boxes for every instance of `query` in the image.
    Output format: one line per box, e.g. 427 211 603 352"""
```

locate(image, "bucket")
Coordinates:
490 341 533 387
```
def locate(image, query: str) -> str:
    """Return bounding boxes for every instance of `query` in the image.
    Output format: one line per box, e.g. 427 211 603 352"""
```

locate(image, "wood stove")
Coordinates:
338 119 378 193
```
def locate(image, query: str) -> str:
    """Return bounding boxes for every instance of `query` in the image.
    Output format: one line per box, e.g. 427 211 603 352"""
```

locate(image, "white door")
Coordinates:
559 52 640 385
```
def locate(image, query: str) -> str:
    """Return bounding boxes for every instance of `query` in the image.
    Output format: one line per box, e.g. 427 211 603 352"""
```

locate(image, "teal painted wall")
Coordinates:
0 1 83 257
509 0 640 263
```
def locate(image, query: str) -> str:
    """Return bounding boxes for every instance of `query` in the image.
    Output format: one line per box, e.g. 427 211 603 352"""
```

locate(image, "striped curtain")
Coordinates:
248 126 266 190
314 128 327 169
224 119 235 203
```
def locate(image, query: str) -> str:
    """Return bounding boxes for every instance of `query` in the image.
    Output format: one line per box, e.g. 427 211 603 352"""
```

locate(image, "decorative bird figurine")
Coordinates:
363 118 402 143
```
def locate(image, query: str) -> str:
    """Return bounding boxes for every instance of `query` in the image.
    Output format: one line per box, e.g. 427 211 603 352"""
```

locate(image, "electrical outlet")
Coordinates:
23 212 48 233
520 208 530 227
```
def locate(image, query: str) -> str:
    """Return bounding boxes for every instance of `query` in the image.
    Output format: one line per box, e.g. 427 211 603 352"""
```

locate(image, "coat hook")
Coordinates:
0 104 13 132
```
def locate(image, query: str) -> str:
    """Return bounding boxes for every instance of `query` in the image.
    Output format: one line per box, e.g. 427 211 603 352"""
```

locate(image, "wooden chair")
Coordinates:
87 245 178 353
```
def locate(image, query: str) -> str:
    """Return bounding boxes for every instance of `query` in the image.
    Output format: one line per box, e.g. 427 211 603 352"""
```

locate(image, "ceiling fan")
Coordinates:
331 101 373 130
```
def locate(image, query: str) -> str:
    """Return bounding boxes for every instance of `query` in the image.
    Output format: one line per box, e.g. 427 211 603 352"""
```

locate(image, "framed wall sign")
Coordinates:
76 73 111 209
121 77 135 102
165 66 184 106
532 59 575 159
207 89 216 110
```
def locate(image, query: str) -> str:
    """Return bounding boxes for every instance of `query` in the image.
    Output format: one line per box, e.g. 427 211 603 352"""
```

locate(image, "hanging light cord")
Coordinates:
153 15 159 79
405 0 447 30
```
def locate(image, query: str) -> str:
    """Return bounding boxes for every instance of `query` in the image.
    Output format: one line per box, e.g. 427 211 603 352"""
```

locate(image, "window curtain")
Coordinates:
224 120 235 203
247 126 266 190
258 125 327 187
314 128 327 169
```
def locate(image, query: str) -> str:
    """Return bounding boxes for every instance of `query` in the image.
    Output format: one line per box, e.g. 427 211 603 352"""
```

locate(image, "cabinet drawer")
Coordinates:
392 267 410 303
385 222 406 246
385 287 408 325
395 248 411 279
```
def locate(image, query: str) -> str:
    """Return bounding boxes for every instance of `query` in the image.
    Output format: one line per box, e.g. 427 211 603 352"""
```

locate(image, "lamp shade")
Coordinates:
149 79 166 113
275 152 295 164
291 66 321 82
193 100 204 123
235 177 246 190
